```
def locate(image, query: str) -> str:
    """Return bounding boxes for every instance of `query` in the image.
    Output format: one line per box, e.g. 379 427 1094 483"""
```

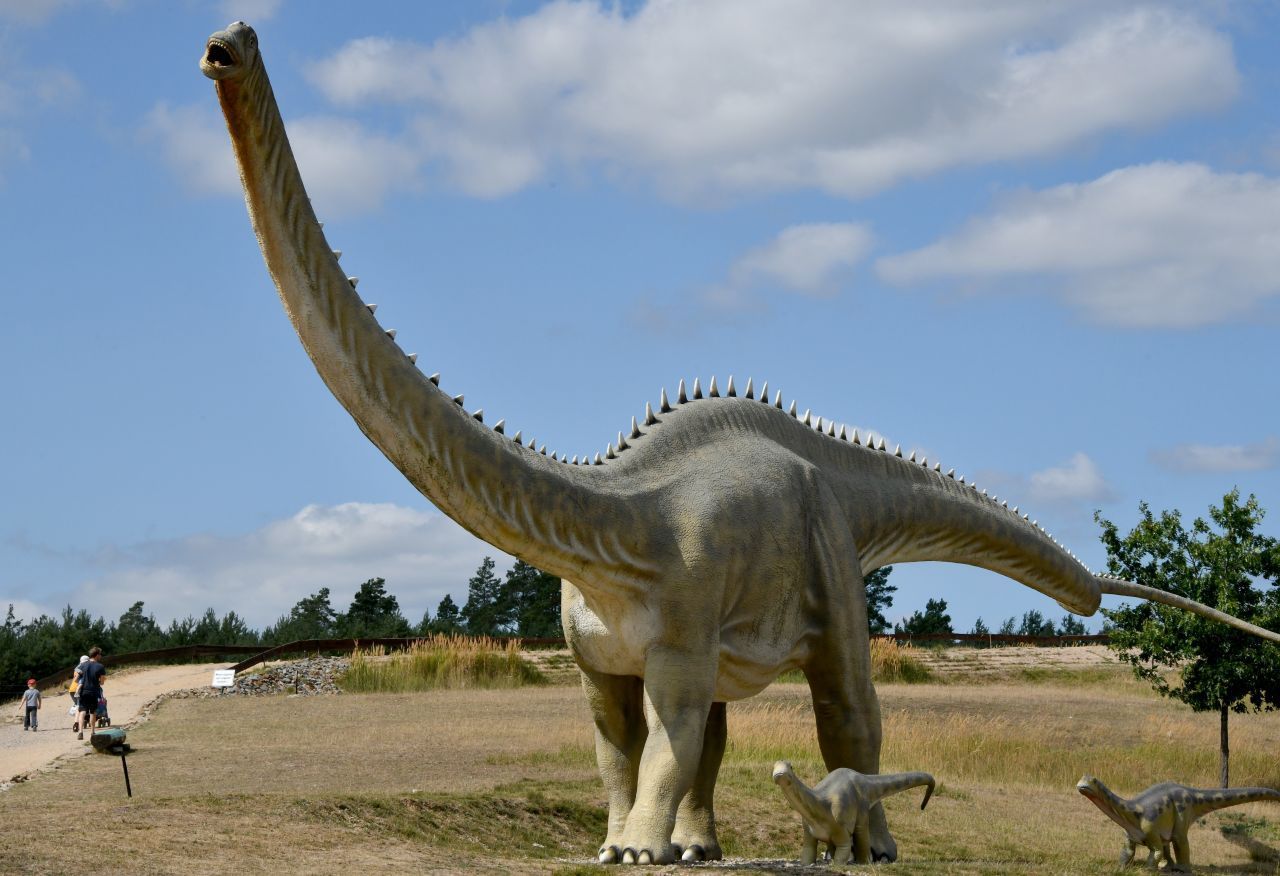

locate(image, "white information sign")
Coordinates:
211 669 236 688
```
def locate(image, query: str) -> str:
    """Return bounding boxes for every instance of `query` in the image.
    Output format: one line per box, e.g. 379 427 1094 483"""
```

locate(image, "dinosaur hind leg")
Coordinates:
580 666 646 864
671 701 725 862
803 506 894 862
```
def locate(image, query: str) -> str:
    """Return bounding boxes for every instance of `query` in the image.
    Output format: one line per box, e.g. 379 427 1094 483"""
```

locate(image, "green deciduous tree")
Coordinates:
895 598 953 636
1097 489 1280 787
864 566 896 634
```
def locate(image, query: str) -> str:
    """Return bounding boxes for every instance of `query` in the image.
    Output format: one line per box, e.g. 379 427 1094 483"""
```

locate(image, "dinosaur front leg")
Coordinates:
580 666 647 864
1119 838 1137 866
1169 831 1191 872
671 701 725 862
619 647 715 865
800 825 819 865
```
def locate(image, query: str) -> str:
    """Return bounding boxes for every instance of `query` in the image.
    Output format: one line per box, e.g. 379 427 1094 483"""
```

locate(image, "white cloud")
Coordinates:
304 1 1237 199
731 223 873 296
1027 452 1113 503
54 503 509 629
144 104 421 217
220 0 283 23
1150 437 1280 473
877 162 1280 328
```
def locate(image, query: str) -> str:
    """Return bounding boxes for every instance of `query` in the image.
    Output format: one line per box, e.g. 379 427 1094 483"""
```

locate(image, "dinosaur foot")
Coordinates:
677 843 721 862
616 843 676 865
599 845 621 864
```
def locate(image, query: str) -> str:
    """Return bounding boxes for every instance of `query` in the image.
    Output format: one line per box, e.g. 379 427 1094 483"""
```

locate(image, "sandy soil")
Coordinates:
1 662 230 783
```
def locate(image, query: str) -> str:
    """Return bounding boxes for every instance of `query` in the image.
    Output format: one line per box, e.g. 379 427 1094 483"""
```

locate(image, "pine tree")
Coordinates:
461 557 508 636
864 566 896 634
502 560 562 637
432 594 462 633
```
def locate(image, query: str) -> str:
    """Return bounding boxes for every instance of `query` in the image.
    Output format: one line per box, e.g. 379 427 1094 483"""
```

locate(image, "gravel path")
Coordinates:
0 662 231 787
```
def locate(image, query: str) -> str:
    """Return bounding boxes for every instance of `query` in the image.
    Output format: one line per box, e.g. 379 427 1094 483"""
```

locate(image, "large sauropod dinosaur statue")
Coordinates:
773 760 934 865
201 22 1280 866
1078 775 1280 871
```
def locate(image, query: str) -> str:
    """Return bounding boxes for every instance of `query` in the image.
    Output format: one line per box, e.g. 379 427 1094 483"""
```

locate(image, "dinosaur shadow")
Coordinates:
1218 829 1280 871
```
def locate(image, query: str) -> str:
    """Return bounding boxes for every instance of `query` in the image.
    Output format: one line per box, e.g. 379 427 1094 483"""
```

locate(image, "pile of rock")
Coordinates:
226 656 349 696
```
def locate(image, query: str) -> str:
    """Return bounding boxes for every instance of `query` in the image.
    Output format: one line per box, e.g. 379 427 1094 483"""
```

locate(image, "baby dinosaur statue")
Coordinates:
773 760 934 865
201 22 1280 866
1077 774 1280 871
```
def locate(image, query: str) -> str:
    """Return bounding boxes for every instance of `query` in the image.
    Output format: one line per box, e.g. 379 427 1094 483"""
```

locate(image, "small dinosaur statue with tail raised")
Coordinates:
202 21 1280 865
773 760 934 865
1078 774 1280 871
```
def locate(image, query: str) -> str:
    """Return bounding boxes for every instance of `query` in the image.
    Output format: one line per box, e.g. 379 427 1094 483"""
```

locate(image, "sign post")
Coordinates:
211 669 236 693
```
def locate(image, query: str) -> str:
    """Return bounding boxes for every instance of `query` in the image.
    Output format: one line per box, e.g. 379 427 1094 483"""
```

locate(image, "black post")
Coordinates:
121 755 132 798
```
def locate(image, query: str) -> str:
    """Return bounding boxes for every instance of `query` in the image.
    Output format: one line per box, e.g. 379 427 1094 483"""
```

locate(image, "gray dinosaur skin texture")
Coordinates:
201 22 1280 866
773 760 934 865
1077 775 1280 871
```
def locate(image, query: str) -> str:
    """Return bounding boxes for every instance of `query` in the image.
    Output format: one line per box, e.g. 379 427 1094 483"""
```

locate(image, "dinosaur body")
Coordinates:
773 760 933 865
1078 775 1280 871
201 22 1280 866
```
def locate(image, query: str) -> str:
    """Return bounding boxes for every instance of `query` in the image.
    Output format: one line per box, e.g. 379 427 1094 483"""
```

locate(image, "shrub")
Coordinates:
338 635 546 693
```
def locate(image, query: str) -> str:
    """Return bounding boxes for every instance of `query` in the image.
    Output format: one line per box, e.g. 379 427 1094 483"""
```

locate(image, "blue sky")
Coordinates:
2 0 1278 634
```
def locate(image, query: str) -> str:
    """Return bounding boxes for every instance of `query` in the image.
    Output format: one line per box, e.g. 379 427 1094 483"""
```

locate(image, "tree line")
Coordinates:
0 557 559 694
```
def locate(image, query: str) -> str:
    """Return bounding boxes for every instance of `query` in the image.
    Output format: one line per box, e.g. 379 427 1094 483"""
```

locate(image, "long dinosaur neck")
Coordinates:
1082 781 1141 832
774 769 830 827
831 444 1102 614
211 54 615 580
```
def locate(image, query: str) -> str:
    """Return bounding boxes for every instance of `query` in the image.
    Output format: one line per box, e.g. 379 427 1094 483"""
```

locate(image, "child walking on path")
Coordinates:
21 679 41 731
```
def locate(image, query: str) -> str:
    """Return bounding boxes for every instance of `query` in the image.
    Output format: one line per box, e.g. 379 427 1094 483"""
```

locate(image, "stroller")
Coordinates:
94 695 111 728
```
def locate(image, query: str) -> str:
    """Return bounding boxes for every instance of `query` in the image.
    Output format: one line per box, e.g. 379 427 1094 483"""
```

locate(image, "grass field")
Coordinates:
3 656 1280 874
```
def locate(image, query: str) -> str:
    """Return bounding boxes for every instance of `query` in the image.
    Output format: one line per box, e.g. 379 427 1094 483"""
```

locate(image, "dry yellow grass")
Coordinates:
2 662 1279 874
340 635 546 693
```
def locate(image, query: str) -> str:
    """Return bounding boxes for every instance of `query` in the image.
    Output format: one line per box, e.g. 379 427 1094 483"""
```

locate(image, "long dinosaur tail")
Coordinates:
866 771 936 810
1096 576 1280 645
1191 787 1280 817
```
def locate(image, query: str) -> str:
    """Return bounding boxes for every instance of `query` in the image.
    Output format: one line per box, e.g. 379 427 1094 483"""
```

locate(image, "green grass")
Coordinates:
338 635 547 693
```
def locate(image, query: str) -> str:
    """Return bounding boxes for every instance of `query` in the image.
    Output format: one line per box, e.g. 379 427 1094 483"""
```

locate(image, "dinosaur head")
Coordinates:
201 21 259 81
1076 774 1105 801
771 760 797 787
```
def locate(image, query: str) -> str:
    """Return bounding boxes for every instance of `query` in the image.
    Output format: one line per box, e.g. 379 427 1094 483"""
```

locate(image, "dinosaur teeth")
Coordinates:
540 445 547 455
472 409 483 422
919 456 927 467
774 390 782 409
332 249 342 261
606 444 616 459
744 377 754 399
453 394 464 405
947 468 955 478
571 455 578 464
618 431 628 451
814 415 822 431
660 388 672 413
408 353 418 364
726 375 736 397
630 416 642 439
429 373 440 385
385 329 397 340
958 475 965 484
644 402 658 426
827 421 836 437
348 276 359 288
693 378 703 400
933 462 941 471
594 453 603 465
709 376 720 397
551 451 559 461
366 303 378 314
894 444 903 457
678 379 688 405
760 381 769 402
877 438 887 451
839 425 848 441
852 430 861 445
803 410 812 426
513 430 522 444
493 419 504 434
909 451 917 463
789 401 798 417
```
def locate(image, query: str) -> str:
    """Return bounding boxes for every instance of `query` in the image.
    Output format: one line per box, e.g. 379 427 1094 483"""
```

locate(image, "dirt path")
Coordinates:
1 662 230 785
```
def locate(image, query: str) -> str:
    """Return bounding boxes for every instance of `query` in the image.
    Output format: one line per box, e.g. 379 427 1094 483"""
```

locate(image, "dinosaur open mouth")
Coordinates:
205 40 236 68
